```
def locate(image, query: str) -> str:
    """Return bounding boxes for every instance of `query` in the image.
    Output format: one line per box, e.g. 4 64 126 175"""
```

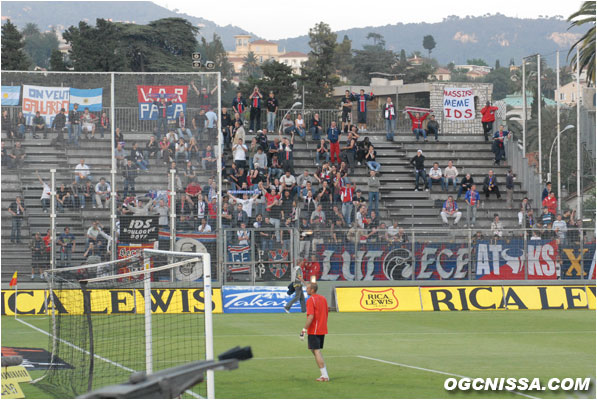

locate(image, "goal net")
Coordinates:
37 249 213 399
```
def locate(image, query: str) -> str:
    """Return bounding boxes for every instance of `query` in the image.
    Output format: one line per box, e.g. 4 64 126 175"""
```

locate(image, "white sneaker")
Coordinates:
284 308 290 313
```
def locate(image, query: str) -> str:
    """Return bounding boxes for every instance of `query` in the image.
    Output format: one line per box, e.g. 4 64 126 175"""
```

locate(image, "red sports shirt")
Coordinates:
306 294 328 335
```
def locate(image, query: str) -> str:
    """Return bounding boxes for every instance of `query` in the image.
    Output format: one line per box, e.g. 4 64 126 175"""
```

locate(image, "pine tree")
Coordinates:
422 35 436 57
1 19 31 70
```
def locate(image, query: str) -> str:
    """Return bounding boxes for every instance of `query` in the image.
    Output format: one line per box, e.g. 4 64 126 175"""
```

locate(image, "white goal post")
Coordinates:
46 249 215 399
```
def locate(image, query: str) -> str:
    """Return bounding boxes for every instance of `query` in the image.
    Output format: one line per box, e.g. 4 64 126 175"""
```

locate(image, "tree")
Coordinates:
366 32 385 47
495 59 501 69
422 35 436 56
299 22 339 108
350 44 397 85
240 51 262 80
399 49 407 64
22 23 59 69
49 49 68 71
483 67 511 100
567 1 595 84
447 62 455 71
466 58 488 66
1 19 31 70
198 33 234 81
333 35 353 79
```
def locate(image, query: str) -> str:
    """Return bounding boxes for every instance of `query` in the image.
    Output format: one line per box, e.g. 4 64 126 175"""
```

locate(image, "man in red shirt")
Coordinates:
542 191 557 215
300 283 329 382
480 101 499 142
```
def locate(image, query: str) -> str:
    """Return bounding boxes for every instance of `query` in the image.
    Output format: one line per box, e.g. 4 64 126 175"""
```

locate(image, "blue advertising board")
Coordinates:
222 285 307 313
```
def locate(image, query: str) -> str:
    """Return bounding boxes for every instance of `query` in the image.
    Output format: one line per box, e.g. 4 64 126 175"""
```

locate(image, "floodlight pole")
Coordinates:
537 54 542 178
576 47 582 221
522 59 526 157
556 51 561 212
110 72 117 261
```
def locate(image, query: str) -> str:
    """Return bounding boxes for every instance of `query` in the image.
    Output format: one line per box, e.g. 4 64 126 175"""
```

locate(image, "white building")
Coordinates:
279 51 309 74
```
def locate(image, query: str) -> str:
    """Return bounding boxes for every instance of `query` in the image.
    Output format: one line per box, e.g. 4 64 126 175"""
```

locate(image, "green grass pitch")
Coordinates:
2 310 595 398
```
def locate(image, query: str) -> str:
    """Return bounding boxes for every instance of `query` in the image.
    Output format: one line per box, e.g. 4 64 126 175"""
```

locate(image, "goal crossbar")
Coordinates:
80 257 200 283
46 255 139 274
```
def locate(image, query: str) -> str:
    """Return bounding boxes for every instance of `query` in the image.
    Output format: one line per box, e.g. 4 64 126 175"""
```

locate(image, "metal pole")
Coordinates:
50 169 56 272
556 51 561 213
522 59 526 157
169 169 177 281
203 253 215 399
576 47 582 221
143 257 152 374
216 72 223 284
110 73 117 261
537 54 542 178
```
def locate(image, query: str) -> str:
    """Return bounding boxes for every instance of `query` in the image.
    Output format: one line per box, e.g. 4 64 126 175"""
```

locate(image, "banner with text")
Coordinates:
136 85 187 120
560 243 596 280
119 216 159 243
22 85 70 126
443 87 474 120
221 285 307 313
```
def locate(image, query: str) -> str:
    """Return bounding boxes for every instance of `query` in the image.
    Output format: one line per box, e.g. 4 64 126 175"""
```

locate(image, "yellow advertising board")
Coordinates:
1 288 222 316
336 285 595 312
335 287 420 312
1 366 31 399
420 286 505 311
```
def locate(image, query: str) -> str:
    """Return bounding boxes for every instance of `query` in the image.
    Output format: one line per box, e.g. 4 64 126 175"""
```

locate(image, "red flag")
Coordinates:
9 271 17 287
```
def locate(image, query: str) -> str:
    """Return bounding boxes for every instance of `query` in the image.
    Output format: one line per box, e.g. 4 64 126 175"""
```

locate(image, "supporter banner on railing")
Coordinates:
22 85 69 126
443 88 474 120
120 216 159 243
136 85 187 120
1 86 20 106
560 243 596 280
221 285 306 313
1 288 223 315
335 285 596 312
69 88 103 111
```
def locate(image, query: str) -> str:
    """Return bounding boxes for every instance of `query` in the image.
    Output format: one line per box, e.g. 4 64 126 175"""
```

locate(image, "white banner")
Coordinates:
22 85 70 126
443 88 474 120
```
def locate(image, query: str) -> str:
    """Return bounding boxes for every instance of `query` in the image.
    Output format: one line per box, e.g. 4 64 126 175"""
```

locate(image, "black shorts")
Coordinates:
357 112 367 124
308 334 325 350
341 109 351 122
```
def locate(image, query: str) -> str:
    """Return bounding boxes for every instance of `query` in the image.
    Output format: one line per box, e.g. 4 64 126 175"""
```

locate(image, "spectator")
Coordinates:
114 143 128 168
310 204 326 229
355 204 367 231
205 107 218 139
237 222 250 245
74 159 93 184
57 227 76 268
85 220 103 251
232 137 248 169
256 129 269 152
464 184 480 228
279 135 295 174
36 171 51 213
542 191 557 215
129 142 148 171
185 178 203 204
232 91 247 118
506 170 515 209
99 112 109 138
94 177 111 208
159 135 171 164
483 170 501 199
341 131 357 174
253 146 268 171
406 110 429 142
2 109 15 140
191 82 216 111
177 111 193 141
457 173 474 200
14 111 26 139
480 101 499 141
297 169 315 192
427 114 440 142
233 120 246 146
32 111 47 139
114 127 124 147
440 195 462 226
410 149 426 191
295 113 307 140
153 96 172 139
31 232 45 279
154 199 169 227
266 91 278 132
230 191 258 219
352 189 367 220
427 162 446 192
51 108 67 144
340 181 355 225
327 121 341 166
68 103 82 147
492 125 510 165
309 113 324 141
280 170 297 197
55 183 71 212
197 218 212 233
383 97 397 141
367 170 380 215
8 141 25 169
8 196 25 244
122 159 138 198
193 109 207 140
315 138 330 166
174 138 189 164
540 207 554 226
0 141 6 167
518 197 532 226
542 182 552 201
81 107 98 139
202 145 217 170
362 144 380 172
350 89 374 131
552 214 567 242
444 160 458 191
144 135 159 164
221 107 233 146
340 90 353 133
525 209 536 230
491 214 503 238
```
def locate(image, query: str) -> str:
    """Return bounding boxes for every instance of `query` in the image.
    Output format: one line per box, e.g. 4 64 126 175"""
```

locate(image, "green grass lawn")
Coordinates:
2 310 595 399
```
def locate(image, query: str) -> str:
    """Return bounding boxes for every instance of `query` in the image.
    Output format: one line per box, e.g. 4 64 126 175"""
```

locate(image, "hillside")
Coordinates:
0 1 256 50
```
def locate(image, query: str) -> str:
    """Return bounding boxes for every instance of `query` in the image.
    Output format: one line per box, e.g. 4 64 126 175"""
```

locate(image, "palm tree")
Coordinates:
241 51 262 80
568 1 595 84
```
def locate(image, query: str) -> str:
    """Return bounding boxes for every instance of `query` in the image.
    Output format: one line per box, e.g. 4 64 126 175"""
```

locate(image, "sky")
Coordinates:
152 0 582 40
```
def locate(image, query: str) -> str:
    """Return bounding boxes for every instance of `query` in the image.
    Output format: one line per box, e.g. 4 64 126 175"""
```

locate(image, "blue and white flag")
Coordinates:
69 88 103 111
1 86 20 106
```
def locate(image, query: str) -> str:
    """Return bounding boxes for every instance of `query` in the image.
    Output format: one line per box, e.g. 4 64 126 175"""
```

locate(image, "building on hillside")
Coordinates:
465 70 489 80
334 79 493 134
430 67 452 81
227 35 282 73
555 81 596 109
407 55 425 66
502 92 557 121
454 64 492 74
279 51 309 74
